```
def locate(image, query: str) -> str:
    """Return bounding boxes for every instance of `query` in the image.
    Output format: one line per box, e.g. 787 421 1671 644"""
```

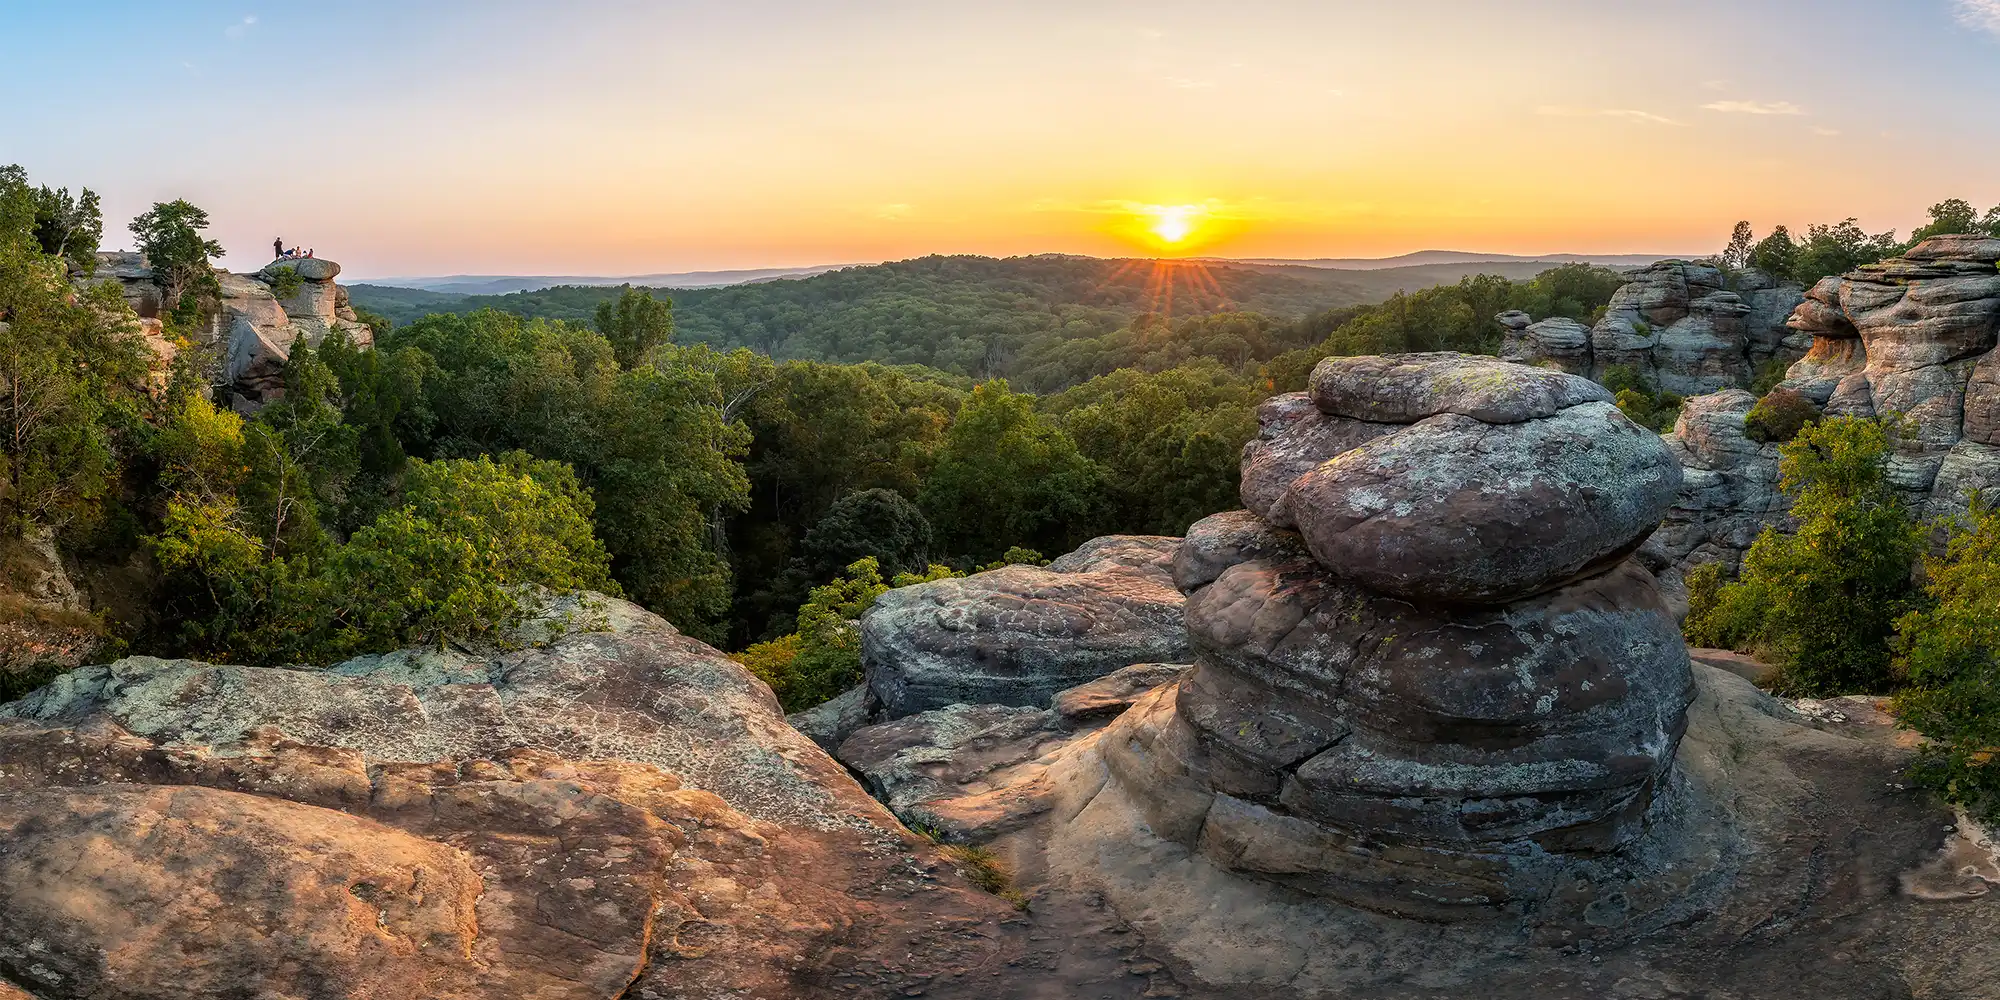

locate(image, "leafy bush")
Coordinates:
1683 417 1923 695
265 266 304 300
1892 498 2000 819
1600 366 1683 432
738 556 960 710
1744 388 1820 444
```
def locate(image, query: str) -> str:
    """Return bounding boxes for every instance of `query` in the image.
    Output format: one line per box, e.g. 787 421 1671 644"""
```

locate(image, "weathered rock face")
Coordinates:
82 252 374 411
1286 401 1680 603
862 535 1188 718
1500 261 1805 394
1652 237 2000 592
1090 354 1697 919
0 597 1093 1000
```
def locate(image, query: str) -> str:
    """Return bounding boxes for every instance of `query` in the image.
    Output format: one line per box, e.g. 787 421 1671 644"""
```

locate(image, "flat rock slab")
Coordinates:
0 596 1170 1000
1309 352 1611 424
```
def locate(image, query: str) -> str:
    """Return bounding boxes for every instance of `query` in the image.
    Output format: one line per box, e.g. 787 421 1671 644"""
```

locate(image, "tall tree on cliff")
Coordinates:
129 199 224 324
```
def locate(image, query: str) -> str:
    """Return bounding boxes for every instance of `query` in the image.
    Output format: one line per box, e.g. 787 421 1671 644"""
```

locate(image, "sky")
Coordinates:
5 0 2000 278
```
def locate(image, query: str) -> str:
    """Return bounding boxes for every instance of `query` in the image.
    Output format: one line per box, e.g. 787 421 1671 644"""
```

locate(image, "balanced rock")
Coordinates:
862 535 1188 718
1085 353 1695 919
1286 400 1681 603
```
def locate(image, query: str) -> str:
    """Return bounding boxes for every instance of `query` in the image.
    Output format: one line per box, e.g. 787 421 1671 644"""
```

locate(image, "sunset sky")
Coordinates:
8 0 2000 277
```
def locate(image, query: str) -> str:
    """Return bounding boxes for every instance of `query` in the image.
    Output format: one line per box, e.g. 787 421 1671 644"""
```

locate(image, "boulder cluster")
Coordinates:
1647 236 2000 590
1105 353 1696 918
1499 260 1805 395
86 253 373 409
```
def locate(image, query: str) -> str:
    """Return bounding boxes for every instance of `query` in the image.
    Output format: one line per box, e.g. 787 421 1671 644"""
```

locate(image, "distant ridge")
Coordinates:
356 250 1693 296
354 263 865 296
1213 250 1694 270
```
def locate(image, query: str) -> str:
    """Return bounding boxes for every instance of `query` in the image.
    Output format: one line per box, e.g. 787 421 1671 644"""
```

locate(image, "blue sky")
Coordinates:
5 1 1998 275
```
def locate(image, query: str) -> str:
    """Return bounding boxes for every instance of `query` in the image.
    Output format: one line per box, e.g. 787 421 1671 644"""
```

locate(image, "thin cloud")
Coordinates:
1809 125 1842 136
225 15 257 39
1536 106 1685 126
1703 100 1807 115
1954 0 2000 35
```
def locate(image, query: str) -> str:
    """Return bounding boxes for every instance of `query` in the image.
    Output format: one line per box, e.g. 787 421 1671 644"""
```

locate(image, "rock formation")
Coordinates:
861 534 1187 718
84 252 374 410
1499 261 1805 394
0 596 1168 999
1077 354 1697 919
1647 236 2000 593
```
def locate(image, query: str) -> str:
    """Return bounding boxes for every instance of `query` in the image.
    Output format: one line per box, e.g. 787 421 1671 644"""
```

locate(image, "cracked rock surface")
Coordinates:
0 597 1167 1000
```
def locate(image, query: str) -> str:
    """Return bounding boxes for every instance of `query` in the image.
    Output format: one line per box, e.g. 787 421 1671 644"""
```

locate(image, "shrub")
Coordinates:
1892 498 2000 819
742 556 962 710
265 266 304 300
1744 388 1820 444
1683 417 1923 695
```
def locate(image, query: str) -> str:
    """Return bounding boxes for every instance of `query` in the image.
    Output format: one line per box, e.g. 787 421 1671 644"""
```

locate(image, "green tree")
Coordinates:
919 380 1107 562
319 454 617 656
0 227 150 534
1749 225 1798 280
1790 218 1899 284
380 310 748 639
0 167 34 249
797 488 934 586
735 556 958 710
31 185 101 273
1722 221 1756 270
1685 417 1923 695
594 285 675 368
1892 498 2000 818
128 199 224 322
1910 199 1984 243
1045 360 1260 535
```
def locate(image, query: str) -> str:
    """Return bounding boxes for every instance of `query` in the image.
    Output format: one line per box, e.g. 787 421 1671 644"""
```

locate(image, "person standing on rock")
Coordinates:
273 237 283 260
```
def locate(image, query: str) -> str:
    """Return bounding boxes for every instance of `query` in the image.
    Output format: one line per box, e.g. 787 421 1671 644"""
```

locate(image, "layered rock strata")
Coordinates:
1105 353 1695 919
1648 236 2000 592
1499 261 1805 394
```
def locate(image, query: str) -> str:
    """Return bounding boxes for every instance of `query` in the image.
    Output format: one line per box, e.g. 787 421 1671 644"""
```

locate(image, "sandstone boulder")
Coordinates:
260 257 343 282
1236 393 1394 527
1308 352 1611 424
0 596 1107 1000
1171 509 1311 594
1287 401 1682 603
1496 315 1592 375
862 536 1188 718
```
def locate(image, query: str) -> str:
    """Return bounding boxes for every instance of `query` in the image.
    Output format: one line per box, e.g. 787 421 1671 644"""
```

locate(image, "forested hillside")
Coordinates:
352 255 1588 390
0 163 1636 691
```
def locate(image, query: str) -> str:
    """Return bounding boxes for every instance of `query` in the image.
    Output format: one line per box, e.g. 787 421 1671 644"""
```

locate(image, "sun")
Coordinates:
1141 203 1203 246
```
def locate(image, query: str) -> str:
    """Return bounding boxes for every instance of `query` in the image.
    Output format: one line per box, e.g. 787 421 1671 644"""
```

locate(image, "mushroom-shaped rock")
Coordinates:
260 257 343 282
1308 352 1611 425
1286 401 1683 603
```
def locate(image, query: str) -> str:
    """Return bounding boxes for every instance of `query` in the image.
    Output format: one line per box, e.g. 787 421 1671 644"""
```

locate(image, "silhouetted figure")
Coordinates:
306 248 315 258
273 237 283 259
